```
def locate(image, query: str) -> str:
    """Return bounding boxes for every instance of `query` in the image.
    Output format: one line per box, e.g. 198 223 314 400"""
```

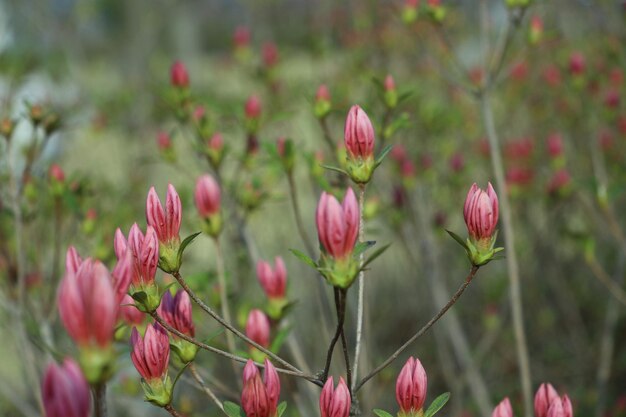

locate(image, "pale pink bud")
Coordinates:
130 323 170 382
245 309 271 348
245 95 262 119
234 26 251 49
120 294 144 326
385 74 396 92
157 290 195 337
463 182 499 242
449 152 465 172
492 398 513 417
114 228 128 260
344 105 375 159
146 184 182 245
243 359 260 383
395 357 428 414
531 15 543 31
208 132 224 151
65 246 82 276
256 257 287 299
170 60 189 88
193 106 206 122
316 84 331 102
58 258 117 347
124 224 158 286
316 188 359 259
262 42 279 68
195 174 221 217
535 383 559 417
49 164 65 182
547 399 565 417
42 358 90 417
320 377 351 417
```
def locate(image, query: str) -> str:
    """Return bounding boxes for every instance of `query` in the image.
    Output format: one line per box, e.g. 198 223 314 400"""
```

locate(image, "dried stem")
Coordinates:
189 363 226 415
351 184 366 389
93 384 107 417
354 266 480 393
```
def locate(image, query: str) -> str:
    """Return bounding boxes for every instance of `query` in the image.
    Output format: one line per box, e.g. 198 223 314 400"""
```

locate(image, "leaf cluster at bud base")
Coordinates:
447 230 503 267
141 375 173 407
78 345 116 385
318 255 360 289
130 283 163 313
158 240 181 274
170 339 199 364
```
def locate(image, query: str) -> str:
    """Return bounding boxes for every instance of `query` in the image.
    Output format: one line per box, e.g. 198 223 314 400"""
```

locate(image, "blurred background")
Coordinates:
1 0 626 416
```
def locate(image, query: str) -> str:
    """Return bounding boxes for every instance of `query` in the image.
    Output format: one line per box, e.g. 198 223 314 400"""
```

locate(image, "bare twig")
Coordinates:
287 171 316 257
352 184 366 389
189 363 226 415
164 404 184 417
214 238 237 355
322 288 347 383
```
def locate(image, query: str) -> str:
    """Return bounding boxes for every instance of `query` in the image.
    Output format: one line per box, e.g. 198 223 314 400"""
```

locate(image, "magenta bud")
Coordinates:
492 398 513 417
49 164 65 182
316 188 359 260
111 249 133 304
263 359 280 412
395 357 428 414
130 323 170 382
42 358 91 417
170 60 189 88
463 182 499 243
234 26 251 49
243 359 260 383
320 377 351 417
257 257 287 300
246 309 271 349
316 84 331 102
547 399 565 417
384 74 396 92
58 257 117 348
535 383 559 417
562 396 573 417
208 132 224 151
569 52 585 76
344 105 375 160
157 290 195 337
245 95 262 119
195 174 221 217
262 42 279 68
241 368 271 417
146 184 182 246
157 132 172 151
547 133 564 159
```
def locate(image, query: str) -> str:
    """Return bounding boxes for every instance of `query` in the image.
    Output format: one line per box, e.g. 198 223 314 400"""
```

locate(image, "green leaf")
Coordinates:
353 241 376 258
424 392 451 417
289 249 318 269
375 144 394 167
171 362 191 390
360 243 391 270
178 231 202 258
446 230 469 251
202 328 226 344
224 401 243 417
277 401 288 417
131 291 147 303
371 76 385 91
373 409 394 417
320 164 348 176
397 90 414 104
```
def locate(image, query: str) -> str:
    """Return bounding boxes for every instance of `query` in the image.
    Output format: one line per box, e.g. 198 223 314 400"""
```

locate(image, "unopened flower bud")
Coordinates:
262 42 279 68
195 174 222 238
463 182 501 266
206 132 225 168
384 74 398 108
49 164 65 183
257 257 288 318
344 105 376 184
158 290 197 362
535 383 559 417
246 309 271 361
320 377 351 417
569 53 585 76
146 185 182 273
276 137 295 173
492 398 513 417
245 95 262 134
170 61 190 88
402 0 419 24
396 357 427 416
120 294 145 326
130 323 173 406
42 359 91 417
528 15 543 45
241 359 281 417
0 117 15 139
314 84 332 119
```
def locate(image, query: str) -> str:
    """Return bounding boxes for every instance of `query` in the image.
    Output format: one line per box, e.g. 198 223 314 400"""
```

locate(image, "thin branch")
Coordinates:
322 288 347 383
189 363 226 415
93 384 107 417
319 118 337 155
164 404 184 417
352 184 366 389
287 171 316 257
214 238 237 355
354 266 480 393
586 256 626 306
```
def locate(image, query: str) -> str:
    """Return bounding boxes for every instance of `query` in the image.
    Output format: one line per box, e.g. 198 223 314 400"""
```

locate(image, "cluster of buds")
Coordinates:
195 174 222 238
58 247 131 383
241 359 281 417
534 383 573 417
158 289 198 362
257 257 288 319
130 323 172 406
146 185 182 273
316 188 360 288
320 377 351 417
396 357 428 417
42 359 91 417
115 223 160 312
314 84 332 119
344 105 376 184
461 183 502 266
246 309 271 362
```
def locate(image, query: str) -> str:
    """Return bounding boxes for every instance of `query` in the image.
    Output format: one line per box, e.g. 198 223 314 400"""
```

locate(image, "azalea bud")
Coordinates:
206 132 225 168
569 53 585 76
535 383 559 417
384 74 398 109
396 357 427 416
65 246 82 276
344 105 376 183
246 309 271 350
49 164 65 182
547 133 564 159
547 169 571 196
0 117 15 140
314 84 332 119
548 399 565 417
42 359 91 417
245 95 262 134
528 15 543 44
276 137 295 173
449 153 465 173
262 42 279 68
402 0 419 24
130 323 172 406
146 185 182 273
120 294 144 326
241 359 281 417
320 377 351 417
234 26 251 49
111 249 133 304
158 290 197 362
492 398 513 417
426 0 446 23
170 61 189 88
195 174 222 238
257 257 288 319
463 182 501 266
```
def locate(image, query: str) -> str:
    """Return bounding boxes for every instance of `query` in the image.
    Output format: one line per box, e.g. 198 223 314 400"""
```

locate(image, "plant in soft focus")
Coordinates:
257 257 288 319
130 323 173 406
42 359 91 417
246 309 271 361
146 184 182 273
158 289 198 363
493 398 514 417
195 174 223 237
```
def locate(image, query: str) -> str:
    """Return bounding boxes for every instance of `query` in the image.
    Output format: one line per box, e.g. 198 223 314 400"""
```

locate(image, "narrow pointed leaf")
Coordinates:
289 249 318 269
446 230 469 251
375 144 394 166
353 241 376 258
277 401 288 417
424 392 451 417
373 409 394 417
223 401 243 417
178 231 202 259
360 243 391 270
320 164 349 176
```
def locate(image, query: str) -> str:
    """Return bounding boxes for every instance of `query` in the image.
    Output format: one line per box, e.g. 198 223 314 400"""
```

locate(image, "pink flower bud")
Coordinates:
543 65 562 87
316 84 331 102
384 74 396 92
344 105 375 159
562 396 573 417
193 106 206 122
157 290 195 337
195 174 221 217
449 152 465 172
130 323 170 382
547 133 564 158
65 246 82 276
146 184 182 245
243 359 260 383
395 357 428 414
111 249 133 304
391 144 408 162
58 258 117 347
120 294 144 326
547 169 571 194
121 223 159 286
263 359 280 412
463 183 499 242
49 164 65 182
242 369 271 417
316 188 359 260
569 52 585 76
548 399 565 417
208 132 224 151
256 257 287 299
157 132 172 151
245 95 262 119
262 42 279 68
42 358 91 417
604 89 620 109
320 377 351 417
233 26 251 49
170 60 189 88
535 383 559 417
492 398 513 417
246 309 271 348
